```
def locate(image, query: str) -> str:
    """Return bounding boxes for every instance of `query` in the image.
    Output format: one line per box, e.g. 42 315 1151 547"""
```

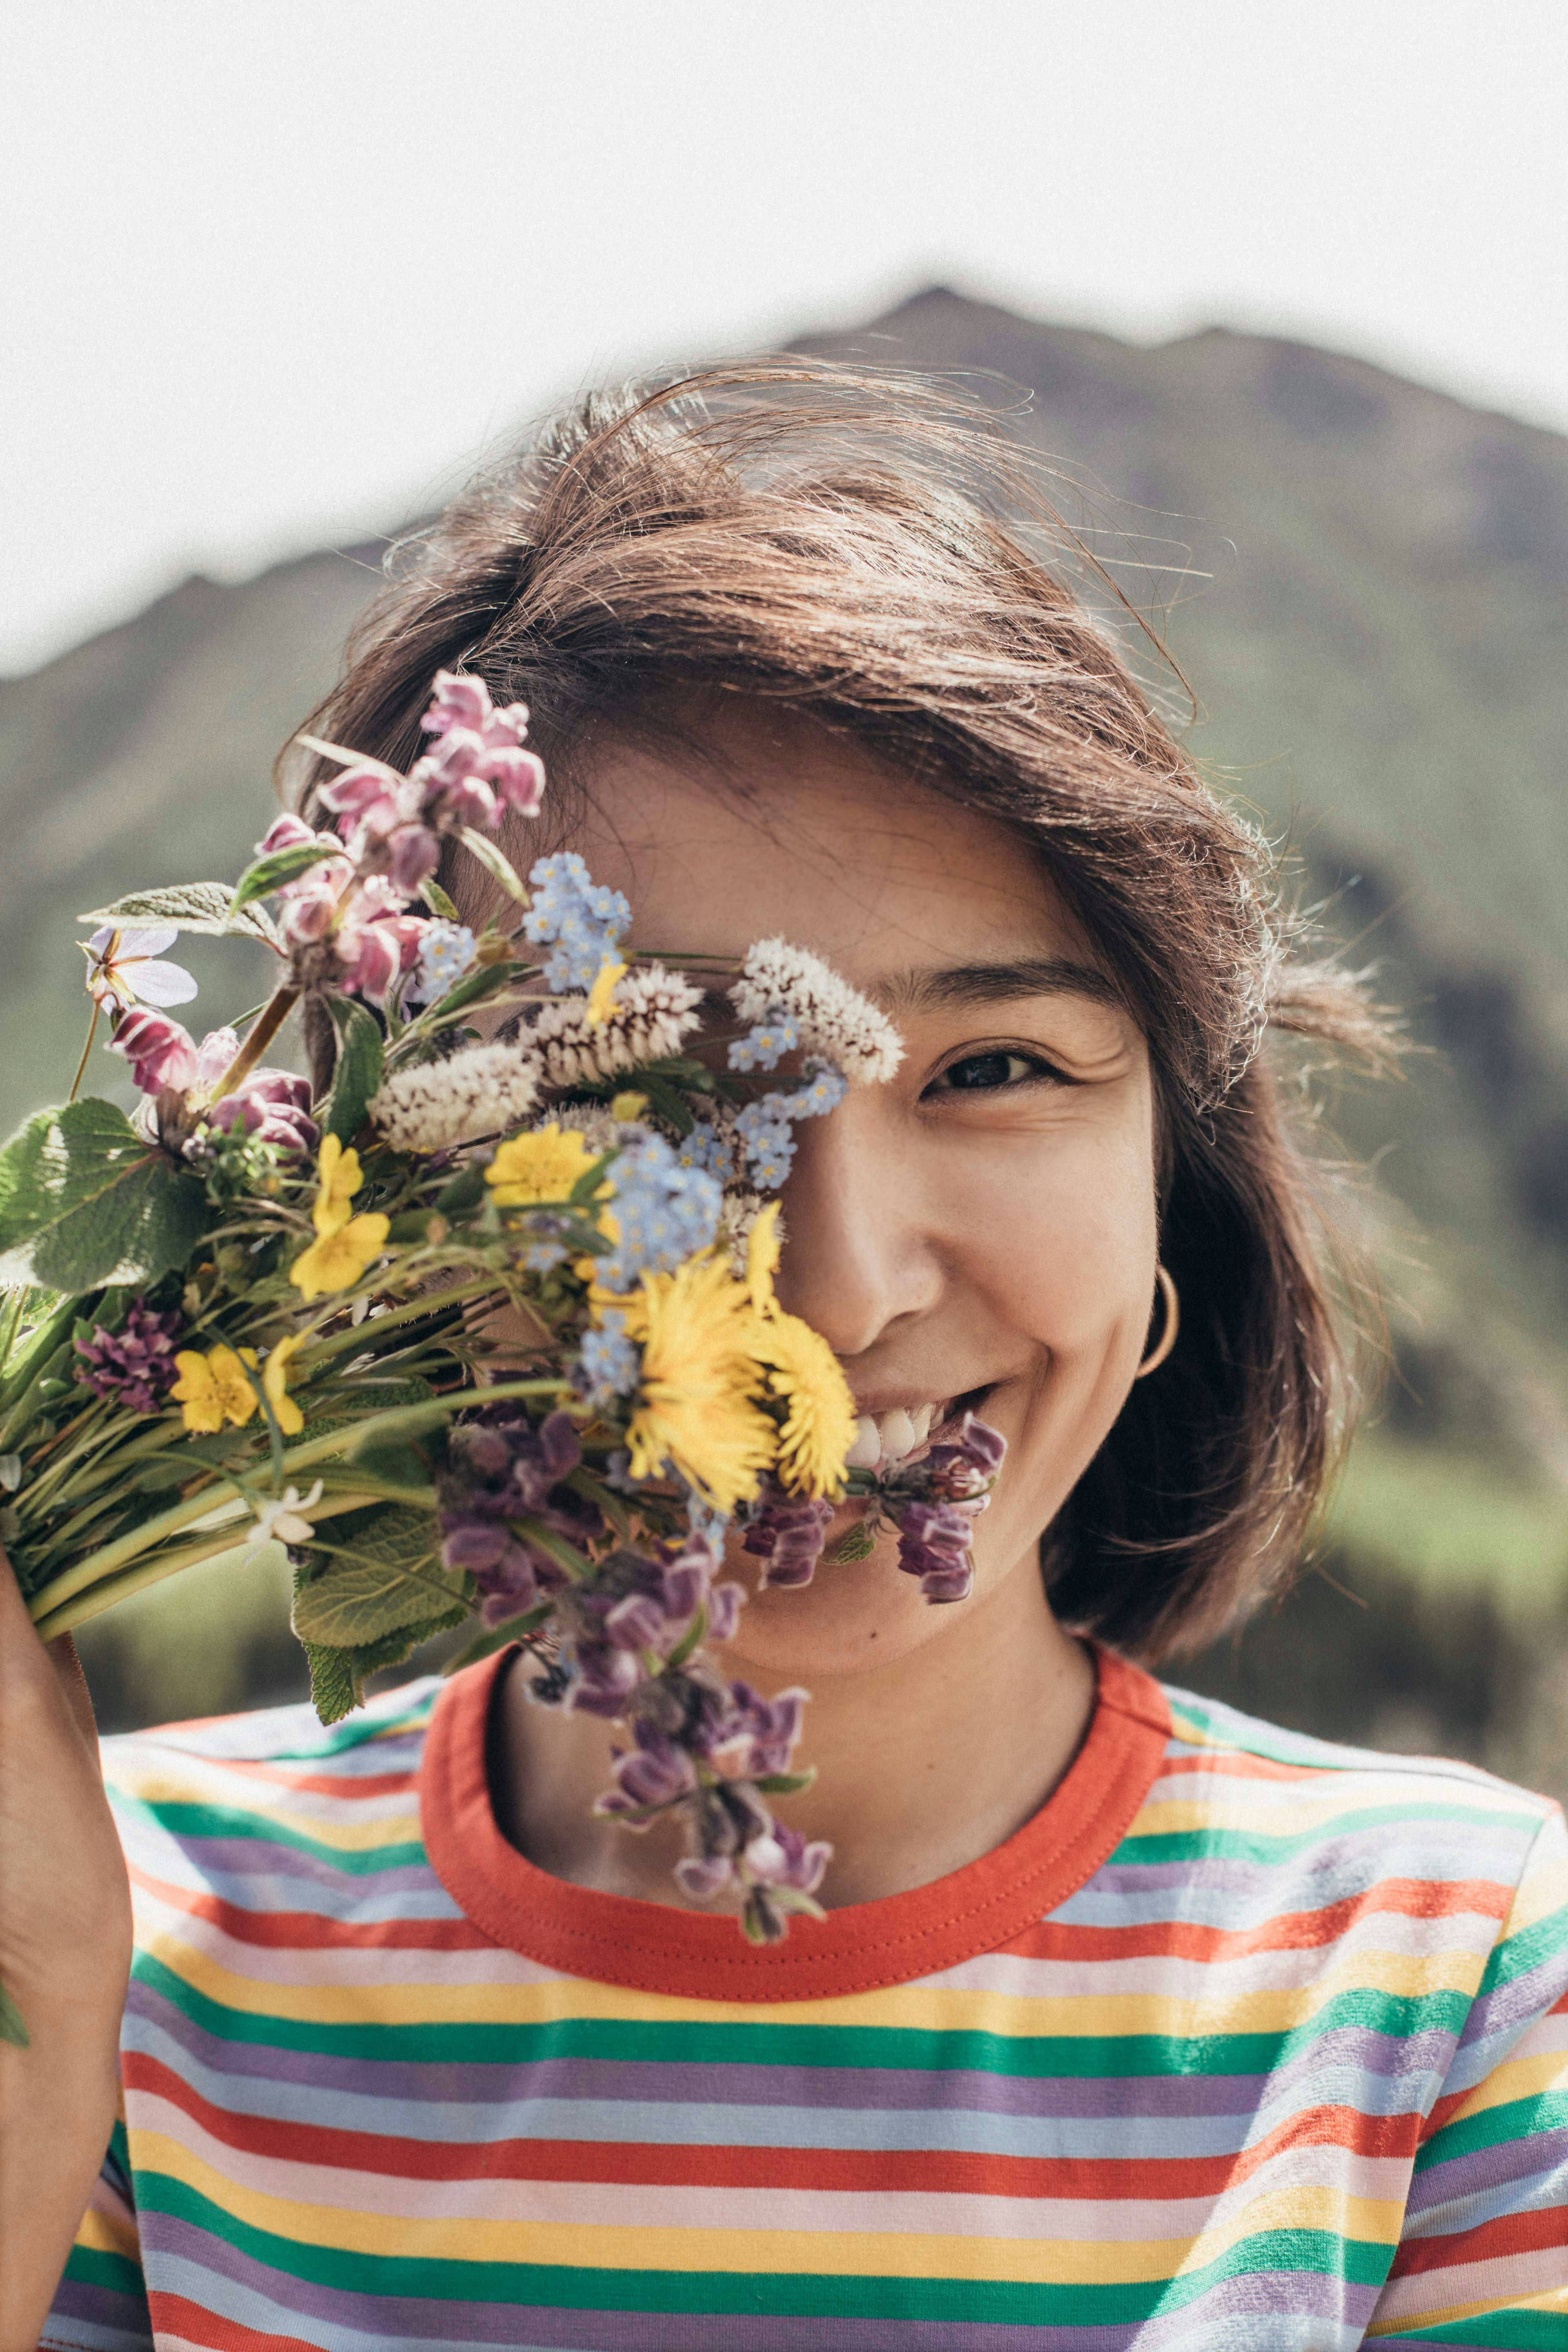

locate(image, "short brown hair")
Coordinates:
296 363 1392 1663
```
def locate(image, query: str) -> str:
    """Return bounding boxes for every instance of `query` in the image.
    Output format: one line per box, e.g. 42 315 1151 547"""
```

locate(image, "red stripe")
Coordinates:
1011 1879 1513 1966
129 1865 494 1950
1388 2197 1568 2276
128 2049 1417 2197
149 2289 326 2351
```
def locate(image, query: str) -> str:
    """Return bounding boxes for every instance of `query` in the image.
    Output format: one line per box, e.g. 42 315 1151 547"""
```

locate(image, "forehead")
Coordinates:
564 705 1099 983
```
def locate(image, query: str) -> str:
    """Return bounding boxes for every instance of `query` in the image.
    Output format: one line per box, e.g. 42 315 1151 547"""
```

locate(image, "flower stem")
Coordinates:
66 1002 101 1105
208 983 302 1102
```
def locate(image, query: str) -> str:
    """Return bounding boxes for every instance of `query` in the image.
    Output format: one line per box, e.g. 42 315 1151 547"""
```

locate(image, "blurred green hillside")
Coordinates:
7 289 1566 1762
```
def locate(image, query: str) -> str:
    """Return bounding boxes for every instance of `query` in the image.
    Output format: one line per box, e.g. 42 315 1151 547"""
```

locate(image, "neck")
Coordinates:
490 1550 1096 1911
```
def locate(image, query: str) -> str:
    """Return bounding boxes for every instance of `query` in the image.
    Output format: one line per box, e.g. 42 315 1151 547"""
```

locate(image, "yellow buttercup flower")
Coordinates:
609 1091 648 1121
171 1345 260 1434
261 1334 305 1437
289 1213 391 1301
312 1134 363 1238
487 1123 608 1209
745 1200 782 1316
625 1253 775 1514
585 957 627 1026
755 1310 857 1500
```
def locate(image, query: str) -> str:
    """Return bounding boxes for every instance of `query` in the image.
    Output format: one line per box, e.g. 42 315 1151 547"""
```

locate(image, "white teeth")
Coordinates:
844 1415 881 1469
878 1408 917 1462
846 1403 945 1470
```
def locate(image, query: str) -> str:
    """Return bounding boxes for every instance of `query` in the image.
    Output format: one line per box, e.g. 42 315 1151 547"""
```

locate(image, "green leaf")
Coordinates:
753 1768 817 1796
0 1102 207 1294
78 882 283 951
290 1504 463 1647
325 998 384 1142
419 878 461 921
822 1521 877 1565
229 841 341 917
300 1603 471 1725
0 1979 31 2049
457 826 528 904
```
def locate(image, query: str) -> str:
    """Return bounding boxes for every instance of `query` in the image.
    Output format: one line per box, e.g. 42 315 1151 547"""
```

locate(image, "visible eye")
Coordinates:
926 1049 1059 1096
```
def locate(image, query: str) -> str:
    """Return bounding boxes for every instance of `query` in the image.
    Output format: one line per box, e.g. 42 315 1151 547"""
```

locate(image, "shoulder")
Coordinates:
1149 1675 1566 1922
100 1676 445 1902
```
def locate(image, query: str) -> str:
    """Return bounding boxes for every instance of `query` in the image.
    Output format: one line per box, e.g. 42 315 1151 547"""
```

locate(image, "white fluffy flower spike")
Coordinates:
730 940 904 1086
369 1043 541 1152
527 963 704 1087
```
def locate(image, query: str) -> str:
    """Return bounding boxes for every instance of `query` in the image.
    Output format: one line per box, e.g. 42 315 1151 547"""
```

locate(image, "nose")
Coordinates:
773 1089 943 1360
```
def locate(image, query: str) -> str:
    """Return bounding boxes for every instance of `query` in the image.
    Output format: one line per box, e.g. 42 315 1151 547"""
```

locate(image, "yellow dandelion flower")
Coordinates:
171 1345 260 1434
755 1310 857 1499
289 1213 390 1301
261 1334 305 1437
486 1123 608 1209
745 1200 782 1316
626 1254 776 1514
585 957 627 1026
312 1134 363 1238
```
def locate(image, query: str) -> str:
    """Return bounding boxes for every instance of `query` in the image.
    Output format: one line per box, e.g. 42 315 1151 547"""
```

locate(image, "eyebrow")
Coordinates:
885 958 1126 1014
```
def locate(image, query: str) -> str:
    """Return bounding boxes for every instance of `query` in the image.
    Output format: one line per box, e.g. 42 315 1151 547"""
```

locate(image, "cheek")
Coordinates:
954 1116 1158 1357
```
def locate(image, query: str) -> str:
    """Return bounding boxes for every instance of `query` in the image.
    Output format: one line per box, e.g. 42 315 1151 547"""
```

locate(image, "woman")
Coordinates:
7 368 1566 2349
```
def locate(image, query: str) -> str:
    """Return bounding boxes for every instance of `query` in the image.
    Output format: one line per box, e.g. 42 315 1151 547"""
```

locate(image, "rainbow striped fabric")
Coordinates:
47 1644 1568 2350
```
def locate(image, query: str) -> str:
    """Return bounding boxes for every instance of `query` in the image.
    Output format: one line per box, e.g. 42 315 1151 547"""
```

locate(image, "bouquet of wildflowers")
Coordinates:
0 673 1004 1982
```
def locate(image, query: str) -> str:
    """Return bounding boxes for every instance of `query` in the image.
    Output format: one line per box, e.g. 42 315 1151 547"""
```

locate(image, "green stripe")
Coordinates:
137 2169 1391 2322
1372 2316 1568 2348
1414 2087 1568 2172
1116 1802 1544 1871
111 1791 426 1875
1475 1901 1568 1996
62 2241 143 2299
132 1948 1469 2074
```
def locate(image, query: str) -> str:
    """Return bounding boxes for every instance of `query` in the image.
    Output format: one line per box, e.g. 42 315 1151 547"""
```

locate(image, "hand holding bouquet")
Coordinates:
0 673 1004 2020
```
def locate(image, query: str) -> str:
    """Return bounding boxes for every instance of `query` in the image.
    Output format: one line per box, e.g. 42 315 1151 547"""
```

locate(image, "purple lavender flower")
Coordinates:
892 1499 979 1603
743 1819 831 1897
923 1411 1007 1501
74 1302 185 1414
742 1487 835 1588
703 1681 809 1780
437 1407 589 1624
596 1726 698 1822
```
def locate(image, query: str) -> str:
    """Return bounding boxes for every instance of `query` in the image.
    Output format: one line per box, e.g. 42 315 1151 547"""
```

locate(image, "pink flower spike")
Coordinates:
85 925 199 1012
486 746 546 817
336 923 401 1002
280 884 339 945
386 824 442 893
317 767 403 838
111 1008 199 1095
421 671 494 738
255 813 318 857
194 1026 241 1094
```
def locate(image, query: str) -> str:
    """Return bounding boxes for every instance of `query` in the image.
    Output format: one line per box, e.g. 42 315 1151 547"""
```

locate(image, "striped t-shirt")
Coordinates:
47 1643 1568 2350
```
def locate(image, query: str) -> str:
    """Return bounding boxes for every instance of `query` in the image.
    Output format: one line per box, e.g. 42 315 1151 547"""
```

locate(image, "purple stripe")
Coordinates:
138 2212 1385 2351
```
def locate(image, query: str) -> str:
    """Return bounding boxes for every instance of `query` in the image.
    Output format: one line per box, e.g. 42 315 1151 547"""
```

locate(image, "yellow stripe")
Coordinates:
1131 1788 1536 1836
147 1930 1490 2031
132 2133 1401 2283
1440 2040 1568 2125
1365 2283 1568 2336
116 1767 420 1853
76 2205 140 2262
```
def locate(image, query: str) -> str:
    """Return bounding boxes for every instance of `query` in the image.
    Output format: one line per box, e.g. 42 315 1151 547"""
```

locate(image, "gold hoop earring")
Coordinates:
1134 1265 1179 1379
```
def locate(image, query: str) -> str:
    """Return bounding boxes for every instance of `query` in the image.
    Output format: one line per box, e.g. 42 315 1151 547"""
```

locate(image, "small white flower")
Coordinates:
730 939 903 1086
251 1481 324 1548
370 1043 541 1151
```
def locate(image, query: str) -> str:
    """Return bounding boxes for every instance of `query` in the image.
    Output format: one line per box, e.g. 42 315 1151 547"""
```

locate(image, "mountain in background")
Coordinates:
6 286 1568 1525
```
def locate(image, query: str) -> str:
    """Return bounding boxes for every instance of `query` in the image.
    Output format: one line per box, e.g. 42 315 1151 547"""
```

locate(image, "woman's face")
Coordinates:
566 705 1160 1684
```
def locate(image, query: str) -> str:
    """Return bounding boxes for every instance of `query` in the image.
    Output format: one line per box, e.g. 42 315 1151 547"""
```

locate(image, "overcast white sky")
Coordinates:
4 0 1565 675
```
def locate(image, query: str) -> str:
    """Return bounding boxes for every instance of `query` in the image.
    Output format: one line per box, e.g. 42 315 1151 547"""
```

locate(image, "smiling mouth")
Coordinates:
843 1385 993 1473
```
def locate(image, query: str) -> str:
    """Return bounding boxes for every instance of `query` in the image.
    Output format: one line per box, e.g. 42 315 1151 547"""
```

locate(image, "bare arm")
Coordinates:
0 1563 132 2352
